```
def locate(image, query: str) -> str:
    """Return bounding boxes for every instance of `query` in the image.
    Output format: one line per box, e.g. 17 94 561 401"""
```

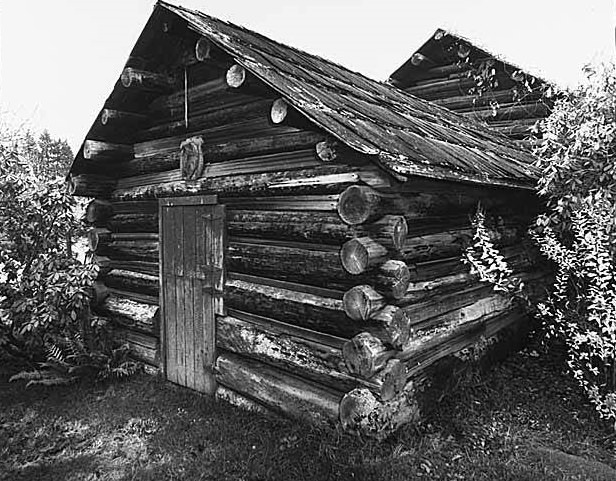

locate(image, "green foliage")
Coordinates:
532 63 616 425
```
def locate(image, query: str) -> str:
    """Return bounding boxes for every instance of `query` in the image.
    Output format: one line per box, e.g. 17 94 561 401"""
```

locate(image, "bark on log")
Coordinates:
216 314 362 392
340 237 388 275
215 352 341 424
95 293 159 336
103 269 159 297
121 67 176 92
85 200 113 225
68 174 116 198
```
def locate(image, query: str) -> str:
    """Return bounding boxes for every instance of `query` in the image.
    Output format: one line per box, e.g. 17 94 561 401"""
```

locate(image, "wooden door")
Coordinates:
159 195 224 394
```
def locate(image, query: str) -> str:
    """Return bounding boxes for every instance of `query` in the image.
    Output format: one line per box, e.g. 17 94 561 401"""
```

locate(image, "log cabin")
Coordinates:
388 29 555 149
69 1 549 439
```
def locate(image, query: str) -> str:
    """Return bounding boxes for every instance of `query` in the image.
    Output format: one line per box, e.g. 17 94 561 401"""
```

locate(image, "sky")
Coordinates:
0 0 614 152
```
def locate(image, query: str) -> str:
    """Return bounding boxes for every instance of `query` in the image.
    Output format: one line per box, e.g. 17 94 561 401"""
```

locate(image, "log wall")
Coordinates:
77 23 548 438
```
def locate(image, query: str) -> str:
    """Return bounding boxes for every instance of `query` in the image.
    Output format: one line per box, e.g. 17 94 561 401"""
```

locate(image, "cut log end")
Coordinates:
270 98 289 124
372 305 411 349
337 185 383 226
340 237 388 275
226 64 246 89
195 37 213 62
391 217 408 251
342 332 388 378
377 260 411 300
343 285 386 321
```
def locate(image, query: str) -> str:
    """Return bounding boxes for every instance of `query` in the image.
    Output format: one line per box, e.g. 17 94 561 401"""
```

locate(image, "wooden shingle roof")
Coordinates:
160 2 538 189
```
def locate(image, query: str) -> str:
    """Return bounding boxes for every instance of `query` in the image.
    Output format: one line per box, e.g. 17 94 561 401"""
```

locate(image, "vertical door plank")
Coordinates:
193 209 207 392
161 206 178 383
182 206 197 390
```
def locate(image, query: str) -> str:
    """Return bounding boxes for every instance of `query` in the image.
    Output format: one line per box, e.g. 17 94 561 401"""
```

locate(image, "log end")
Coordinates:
342 332 386 378
315 140 337 162
226 64 246 89
337 185 381 226
391 216 408 251
120 68 134 88
270 98 289 125
195 37 213 62
377 260 411 300
340 237 388 275
343 284 385 321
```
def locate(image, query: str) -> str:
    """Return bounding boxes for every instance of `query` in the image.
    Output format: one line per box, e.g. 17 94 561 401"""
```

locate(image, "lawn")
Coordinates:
1 345 615 481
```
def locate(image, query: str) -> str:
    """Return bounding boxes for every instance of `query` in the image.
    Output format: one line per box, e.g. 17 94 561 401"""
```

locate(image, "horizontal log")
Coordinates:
148 77 233 117
110 200 158 215
103 269 159 297
226 64 275 97
100 109 147 128
227 211 406 247
340 237 388 275
134 118 298 158
400 62 472 85
94 238 159 261
139 99 274 141
116 149 322 189
489 118 543 138
83 140 133 162
343 285 386 322
215 351 341 424
85 199 113 225
404 77 476 98
223 195 339 211
68 174 116 198
121 67 176 92
114 327 159 366
215 385 270 414
227 239 360 291
217 315 363 393
111 165 358 201
108 213 159 233
462 101 551 122
434 88 544 111
106 259 159 276
224 277 355 338
270 98 314 130
95 293 159 336
87 228 111 251
367 306 412 349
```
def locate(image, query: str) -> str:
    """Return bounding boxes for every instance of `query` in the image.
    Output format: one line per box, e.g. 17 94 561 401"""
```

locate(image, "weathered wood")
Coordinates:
114 327 159 366
337 185 388 225
106 259 159 276
368 359 408 402
111 165 359 202
108 213 159 233
339 385 420 439
93 255 112 276
140 99 273 141
95 293 159 336
100 109 147 128
148 77 230 116
87 228 111 251
224 277 356 337
217 315 363 392
68 174 116 198
95 238 159 261
215 385 270 414
404 77 476 98
224 195 339 211
83 140 133 161
195 37 228 63
340 237 388 275
121 67 176 92
270 98 314 130
316 139 369 163
434 88 544 111
374 260 412 299
85 200 113 225
226 239 363 290
88 281 109 306
462 101 551 122
215 352 341 423
489 118 543 139
343 285 386 322
367 305 412 349
226 64 275 97
342 332 393 378
103 269 159 297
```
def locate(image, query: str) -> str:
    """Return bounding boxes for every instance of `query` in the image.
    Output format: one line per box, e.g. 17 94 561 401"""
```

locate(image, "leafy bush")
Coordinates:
532 63 616 424
0 119 138 383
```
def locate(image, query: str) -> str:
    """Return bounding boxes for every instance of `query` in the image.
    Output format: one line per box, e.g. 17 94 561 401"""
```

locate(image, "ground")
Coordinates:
1 345 616 481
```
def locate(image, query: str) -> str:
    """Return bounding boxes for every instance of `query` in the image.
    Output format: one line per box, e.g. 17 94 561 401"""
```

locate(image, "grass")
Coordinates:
1 344 616 481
